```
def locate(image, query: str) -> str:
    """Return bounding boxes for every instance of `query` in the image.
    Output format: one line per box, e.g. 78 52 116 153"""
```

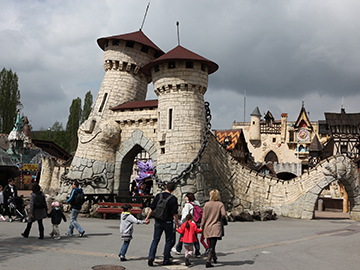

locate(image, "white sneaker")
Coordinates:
54 237 61 240
171 247 181 255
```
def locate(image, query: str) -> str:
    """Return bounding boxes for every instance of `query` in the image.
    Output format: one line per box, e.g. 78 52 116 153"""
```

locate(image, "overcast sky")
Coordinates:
1 0 360 132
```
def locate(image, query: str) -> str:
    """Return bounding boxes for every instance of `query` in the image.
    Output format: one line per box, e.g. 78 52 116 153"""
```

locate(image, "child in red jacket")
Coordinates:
177 214 202 266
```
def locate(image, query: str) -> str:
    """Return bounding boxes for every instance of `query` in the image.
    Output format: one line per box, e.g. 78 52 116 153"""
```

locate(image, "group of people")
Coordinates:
7 179 86 240
119 181 226 268
4 177 225 267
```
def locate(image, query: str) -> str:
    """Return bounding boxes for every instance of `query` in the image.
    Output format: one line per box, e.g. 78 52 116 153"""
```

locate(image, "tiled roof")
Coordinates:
142 45 219 76
97 30 164 56
309 134 323 152
111 99 158 111
215 129 242 150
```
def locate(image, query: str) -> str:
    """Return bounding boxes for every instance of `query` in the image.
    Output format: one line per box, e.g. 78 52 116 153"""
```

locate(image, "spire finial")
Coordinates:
176 21 180 46
140 1 151 31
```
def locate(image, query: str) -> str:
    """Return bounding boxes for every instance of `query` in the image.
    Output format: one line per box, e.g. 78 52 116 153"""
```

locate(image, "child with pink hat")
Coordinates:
48 201 67 239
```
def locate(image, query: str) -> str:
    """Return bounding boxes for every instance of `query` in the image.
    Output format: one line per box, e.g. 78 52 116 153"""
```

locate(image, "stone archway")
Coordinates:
279 155 360 220
114 129 157 196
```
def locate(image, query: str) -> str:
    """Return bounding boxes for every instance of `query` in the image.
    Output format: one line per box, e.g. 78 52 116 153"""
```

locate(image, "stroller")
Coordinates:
8 197 27 223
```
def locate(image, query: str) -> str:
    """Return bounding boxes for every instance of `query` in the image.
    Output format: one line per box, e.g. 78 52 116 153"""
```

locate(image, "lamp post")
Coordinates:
297 139 300 176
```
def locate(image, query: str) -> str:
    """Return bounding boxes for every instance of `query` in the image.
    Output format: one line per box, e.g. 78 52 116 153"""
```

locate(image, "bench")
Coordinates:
96 202 143 219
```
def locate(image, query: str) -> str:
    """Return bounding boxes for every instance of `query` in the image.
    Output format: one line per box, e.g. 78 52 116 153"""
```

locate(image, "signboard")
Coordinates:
18 163 39 171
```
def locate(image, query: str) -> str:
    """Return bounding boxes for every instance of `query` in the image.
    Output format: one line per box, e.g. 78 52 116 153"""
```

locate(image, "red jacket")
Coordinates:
177 221 202 244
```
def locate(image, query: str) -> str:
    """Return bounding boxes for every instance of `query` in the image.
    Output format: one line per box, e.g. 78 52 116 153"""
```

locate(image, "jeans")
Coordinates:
119 240 131 258
148 220 174 263
23 219 44 238
67 208 84 235
176 233 201 255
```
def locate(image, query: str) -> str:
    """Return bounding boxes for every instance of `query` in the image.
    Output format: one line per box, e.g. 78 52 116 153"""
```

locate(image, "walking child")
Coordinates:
176 214 202 266
119 203 149 261
48 201 67 240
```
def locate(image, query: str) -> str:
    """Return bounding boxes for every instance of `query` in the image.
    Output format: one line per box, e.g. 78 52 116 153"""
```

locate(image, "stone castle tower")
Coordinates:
59 30 219 203
142 46 218 198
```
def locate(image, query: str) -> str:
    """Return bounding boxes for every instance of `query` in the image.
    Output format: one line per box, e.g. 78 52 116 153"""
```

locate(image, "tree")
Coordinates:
82 91 93 123
66 97 82 153
0 68 21 133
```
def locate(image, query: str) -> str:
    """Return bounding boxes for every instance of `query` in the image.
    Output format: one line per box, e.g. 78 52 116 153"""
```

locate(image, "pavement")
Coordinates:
1 213 360 270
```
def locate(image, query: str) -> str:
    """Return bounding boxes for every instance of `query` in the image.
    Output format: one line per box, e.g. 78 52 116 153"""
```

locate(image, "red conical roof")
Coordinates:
97 30 164 56
142 45 219 76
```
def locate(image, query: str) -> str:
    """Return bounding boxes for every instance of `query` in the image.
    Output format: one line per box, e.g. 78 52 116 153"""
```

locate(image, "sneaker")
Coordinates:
79 231 85 237
21 233 28 238
185 257 191 266
195 254 201 258
148 258 154 266
65 233 73 236
54 237 61 240
171 247 181 255
120 257 127 261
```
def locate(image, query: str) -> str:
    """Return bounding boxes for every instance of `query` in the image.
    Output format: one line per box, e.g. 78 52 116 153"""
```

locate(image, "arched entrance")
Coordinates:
279 155 360 220
265 150 278 163
114 130 157 196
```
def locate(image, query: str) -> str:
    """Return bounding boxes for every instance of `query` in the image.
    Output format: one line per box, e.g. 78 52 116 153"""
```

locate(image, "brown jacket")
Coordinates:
200 201 226 239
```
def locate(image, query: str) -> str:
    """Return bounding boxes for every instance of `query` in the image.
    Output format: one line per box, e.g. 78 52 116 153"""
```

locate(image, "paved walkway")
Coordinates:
1 214 360 270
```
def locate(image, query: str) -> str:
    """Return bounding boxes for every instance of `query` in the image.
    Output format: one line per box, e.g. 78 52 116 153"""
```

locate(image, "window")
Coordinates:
169 109 173 129
341 144 347 154
168 62 176 69
201 64 206 71
289 131 294 142
154 65 160 72
141 45 149 53
186 62 193 68
112 40 119 46
252 121 255 125
105 41 109 47
272 138 276 143
99 93 108 112
125 41 134 48
161 148 165 154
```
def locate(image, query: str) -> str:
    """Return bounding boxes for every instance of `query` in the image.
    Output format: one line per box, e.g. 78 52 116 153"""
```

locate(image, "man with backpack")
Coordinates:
145 182 179 266
65 181 85 237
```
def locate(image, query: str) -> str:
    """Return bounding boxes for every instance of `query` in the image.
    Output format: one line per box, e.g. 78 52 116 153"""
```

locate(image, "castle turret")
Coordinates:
94 30 164 117
249 107 261 142
143 45 218 196
63 31 164 196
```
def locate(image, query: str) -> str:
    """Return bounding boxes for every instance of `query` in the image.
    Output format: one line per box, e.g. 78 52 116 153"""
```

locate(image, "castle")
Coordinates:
50 29 360 220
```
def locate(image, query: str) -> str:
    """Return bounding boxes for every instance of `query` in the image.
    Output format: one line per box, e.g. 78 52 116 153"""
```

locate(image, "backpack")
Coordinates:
74 191 85 205
34 192 46 209
189 202 203 223
153 193 173 221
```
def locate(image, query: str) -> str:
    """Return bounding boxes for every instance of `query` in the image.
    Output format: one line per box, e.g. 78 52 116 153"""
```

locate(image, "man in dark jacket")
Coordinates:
65 181 85 237
3 178 18 221
145 182 179 266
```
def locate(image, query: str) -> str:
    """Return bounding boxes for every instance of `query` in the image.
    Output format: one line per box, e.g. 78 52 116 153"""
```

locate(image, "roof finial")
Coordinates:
176 21 180 46
140 1 151 31
302 100 305 107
